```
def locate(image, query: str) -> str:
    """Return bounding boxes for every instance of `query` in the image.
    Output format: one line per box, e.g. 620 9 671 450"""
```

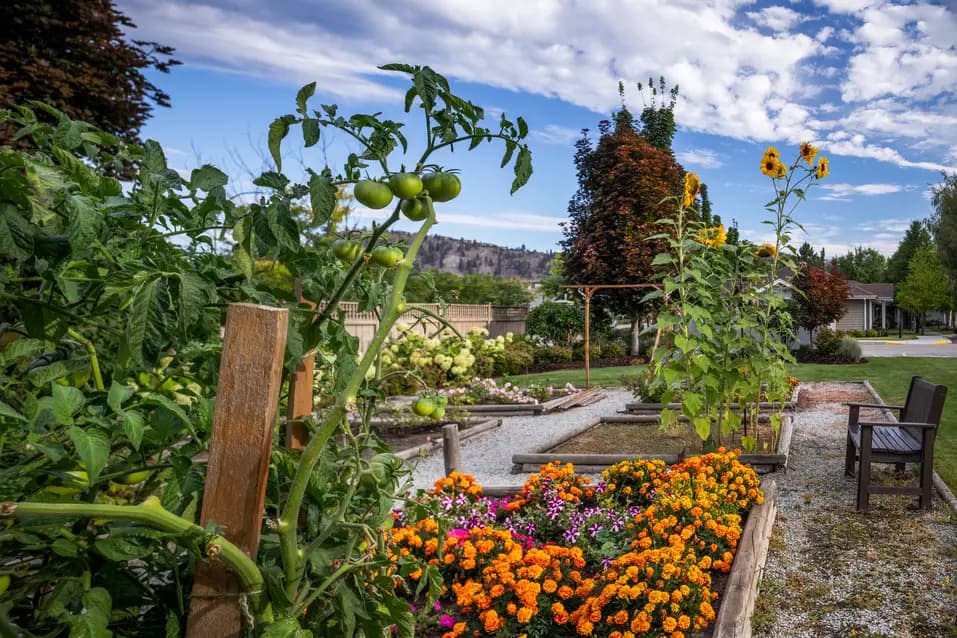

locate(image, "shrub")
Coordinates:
533 344 573 364
598 341 627 359
526 301 584 346
836 336 863 362
813 328 844 356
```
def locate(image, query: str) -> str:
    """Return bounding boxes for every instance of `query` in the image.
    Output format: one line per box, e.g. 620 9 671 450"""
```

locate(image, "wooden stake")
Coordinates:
186 303 288 638
286 299 315 450
442 423 462 475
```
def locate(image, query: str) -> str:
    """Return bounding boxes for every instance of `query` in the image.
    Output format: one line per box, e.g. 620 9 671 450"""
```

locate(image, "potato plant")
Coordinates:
0 64 532 636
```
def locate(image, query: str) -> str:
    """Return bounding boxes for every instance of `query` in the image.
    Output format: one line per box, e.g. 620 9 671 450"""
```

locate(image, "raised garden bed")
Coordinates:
453 386 606 417
512 414 793 474
375 418 502 460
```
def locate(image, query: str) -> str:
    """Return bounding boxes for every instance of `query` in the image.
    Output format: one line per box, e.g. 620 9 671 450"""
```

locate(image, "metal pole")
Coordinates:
584 287 593 389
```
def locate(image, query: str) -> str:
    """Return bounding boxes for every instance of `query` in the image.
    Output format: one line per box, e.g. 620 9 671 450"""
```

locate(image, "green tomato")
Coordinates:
400 197 431 222
423 172 462 202
332 239 360 262
433 395 449 409
43 470 89 496
370 246 403 268
115 469 150 485
431 406 446 420
0 574 10 596
354 180 394 209
411 396 435 417
388 172 423 199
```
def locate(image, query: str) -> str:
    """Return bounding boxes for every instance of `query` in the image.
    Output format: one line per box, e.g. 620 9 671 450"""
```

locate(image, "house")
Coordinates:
836 281 895 331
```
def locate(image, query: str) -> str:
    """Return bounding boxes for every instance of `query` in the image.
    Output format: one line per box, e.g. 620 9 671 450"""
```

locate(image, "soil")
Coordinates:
548 419 781 456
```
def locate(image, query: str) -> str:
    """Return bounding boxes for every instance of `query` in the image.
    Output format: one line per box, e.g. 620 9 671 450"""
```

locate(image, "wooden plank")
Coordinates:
602 414 773 424
712 479 777 638
285 300 315 450
513 452 679 466
442 424 462 475
778 414 794 470
186 303 288 638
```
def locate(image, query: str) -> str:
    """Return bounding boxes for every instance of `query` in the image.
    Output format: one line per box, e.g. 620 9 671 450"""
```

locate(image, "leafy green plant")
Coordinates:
0 63 533 636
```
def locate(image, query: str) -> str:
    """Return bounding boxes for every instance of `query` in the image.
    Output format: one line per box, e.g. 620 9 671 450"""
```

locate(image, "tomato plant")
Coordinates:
0 63 533 636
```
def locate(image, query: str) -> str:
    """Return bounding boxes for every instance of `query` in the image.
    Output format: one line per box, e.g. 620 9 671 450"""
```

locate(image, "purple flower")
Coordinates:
439 615 456 628
588 523 603 537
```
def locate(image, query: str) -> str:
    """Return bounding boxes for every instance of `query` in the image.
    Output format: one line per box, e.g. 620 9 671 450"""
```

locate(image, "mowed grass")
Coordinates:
502 358 957 490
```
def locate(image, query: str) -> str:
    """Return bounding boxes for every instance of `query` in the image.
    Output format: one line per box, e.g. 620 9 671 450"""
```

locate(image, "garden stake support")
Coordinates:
560 284 659 388
286 298 316 450
186 303 288 638
442 423 462 475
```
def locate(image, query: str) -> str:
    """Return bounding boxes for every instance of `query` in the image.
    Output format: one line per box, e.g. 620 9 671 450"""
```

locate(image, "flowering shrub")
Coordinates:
390 450 763 637
440 378 580 406
379 326 525 393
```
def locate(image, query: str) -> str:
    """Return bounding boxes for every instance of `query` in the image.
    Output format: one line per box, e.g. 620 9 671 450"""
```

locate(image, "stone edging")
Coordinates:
712 479 778 638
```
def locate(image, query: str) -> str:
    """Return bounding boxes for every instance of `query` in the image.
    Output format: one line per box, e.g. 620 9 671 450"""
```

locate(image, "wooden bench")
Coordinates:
844 376 947 512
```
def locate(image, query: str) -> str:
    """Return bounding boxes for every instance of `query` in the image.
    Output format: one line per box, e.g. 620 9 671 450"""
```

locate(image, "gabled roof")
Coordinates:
847 280 894 300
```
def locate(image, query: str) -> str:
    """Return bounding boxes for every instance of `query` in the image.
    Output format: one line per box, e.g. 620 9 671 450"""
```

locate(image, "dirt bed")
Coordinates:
753 381 957 638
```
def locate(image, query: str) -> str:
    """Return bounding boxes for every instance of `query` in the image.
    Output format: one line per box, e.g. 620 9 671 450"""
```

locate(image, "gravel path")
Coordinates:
753 382 957 638
407 389 634 491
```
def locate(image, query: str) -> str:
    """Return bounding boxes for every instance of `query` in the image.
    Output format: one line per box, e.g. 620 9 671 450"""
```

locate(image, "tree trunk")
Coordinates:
630 316 642 356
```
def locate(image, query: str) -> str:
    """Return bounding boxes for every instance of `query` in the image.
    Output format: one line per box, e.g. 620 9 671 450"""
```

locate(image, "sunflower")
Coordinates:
760 154 787 179
696 224 726 248
763 146 779 161
683 172 701 208
755 243 777 258
815 156 830 179
799 141 818 165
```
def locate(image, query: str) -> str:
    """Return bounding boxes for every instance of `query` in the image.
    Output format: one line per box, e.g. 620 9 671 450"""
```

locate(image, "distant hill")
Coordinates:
388 231 555 280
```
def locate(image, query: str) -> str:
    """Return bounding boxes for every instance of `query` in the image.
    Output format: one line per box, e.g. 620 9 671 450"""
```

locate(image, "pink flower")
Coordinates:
439 615 456 628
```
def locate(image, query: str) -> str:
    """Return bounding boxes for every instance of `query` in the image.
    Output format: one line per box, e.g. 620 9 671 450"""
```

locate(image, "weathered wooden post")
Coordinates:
442 423 462 475
186 303 288 638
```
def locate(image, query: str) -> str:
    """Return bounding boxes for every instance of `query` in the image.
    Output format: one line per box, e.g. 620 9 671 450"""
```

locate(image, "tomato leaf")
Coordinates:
499 140 515 169
190 165 228 191
68 426 109 484
301 118 320 147
0 203 35 259
122 409 145 449
309 173 336 225
510 145 533 194
267 115 296 171
516 116 528 139
0 400 26 422
295 82 316 116
126 276 160 366
52 384 85 424
67 195 100 248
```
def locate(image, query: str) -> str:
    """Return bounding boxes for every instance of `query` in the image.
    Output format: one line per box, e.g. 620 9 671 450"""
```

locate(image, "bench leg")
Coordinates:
857 429 872 512
919 430 935 511
844 433 856 477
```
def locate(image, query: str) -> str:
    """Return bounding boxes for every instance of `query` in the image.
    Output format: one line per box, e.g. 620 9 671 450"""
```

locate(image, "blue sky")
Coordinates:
117 0 957 257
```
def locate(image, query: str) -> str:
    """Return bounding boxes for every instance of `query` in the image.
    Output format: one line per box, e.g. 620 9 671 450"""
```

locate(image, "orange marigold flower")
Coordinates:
517 606 534 623
663 616 678 632
543 578 558 593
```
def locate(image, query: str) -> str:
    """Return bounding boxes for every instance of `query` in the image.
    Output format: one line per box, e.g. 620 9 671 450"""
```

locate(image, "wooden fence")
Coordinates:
341 302 527 352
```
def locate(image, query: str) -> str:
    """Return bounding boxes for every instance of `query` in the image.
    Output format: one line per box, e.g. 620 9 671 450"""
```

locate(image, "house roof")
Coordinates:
847 280 894 300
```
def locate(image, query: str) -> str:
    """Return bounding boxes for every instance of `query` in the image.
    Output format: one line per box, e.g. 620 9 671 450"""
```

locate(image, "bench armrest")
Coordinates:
858 420 937 430
846 402 904 411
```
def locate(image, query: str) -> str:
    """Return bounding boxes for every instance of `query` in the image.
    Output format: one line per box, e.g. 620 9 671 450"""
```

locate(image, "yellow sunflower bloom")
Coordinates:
763 146 779 161
696 225 726 248
815 156 830 179
683 172 701 208
799 141 818 165
755 243 777 258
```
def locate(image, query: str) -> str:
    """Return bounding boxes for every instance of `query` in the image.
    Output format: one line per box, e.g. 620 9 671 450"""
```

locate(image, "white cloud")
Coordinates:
530 124 581 145
676 148 724 168
856 217 915 232
747 6 804 30
818 182 902 198
116 0 957 174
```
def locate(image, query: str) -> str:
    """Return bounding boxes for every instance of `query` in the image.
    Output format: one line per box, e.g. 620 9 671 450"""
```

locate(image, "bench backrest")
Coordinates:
900 376 948 443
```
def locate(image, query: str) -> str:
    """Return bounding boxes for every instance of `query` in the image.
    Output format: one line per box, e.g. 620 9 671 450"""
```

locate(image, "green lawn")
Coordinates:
503 358 957 490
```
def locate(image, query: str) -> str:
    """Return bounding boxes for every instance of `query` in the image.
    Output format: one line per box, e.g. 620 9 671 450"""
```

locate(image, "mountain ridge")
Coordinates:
388 230 555 280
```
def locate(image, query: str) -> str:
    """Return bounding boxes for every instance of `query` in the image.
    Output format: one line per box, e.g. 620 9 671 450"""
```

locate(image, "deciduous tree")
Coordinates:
886 220 933 283
791 265 849 339
0 0 179 145
897 245 951 334
929 172 957 280
832 246 887 282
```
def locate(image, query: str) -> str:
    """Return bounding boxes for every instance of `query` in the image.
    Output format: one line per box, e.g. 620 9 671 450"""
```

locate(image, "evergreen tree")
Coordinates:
886 221 933 283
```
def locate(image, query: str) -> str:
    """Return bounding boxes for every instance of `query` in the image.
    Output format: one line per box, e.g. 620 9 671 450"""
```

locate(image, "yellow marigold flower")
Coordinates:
815 156 830 179
755 243 777 258
683 172 701 207
800 141 818 165
696 225 726 248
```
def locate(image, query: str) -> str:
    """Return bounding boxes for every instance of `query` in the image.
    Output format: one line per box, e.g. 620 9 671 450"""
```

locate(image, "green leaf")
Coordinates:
107 381 135 412
26 358 88 386
127 276 160 366
651 253 674 266
510 145 533 194
308 173 336 225
142 140 168 175
67 587 112 638
175 270 208 331
68 195 100 248
301 118 320 147
67 427 109 484
0 400 26 422
143 394 191 430
659 407 678 430
267 115 296 170
674 334 693 353
122 410 145 449
51 538 80 557
260 617 313 638
0 203 35 259
516 116 528 138
295 82 316 116
165 612 180 638
52 384 85 424
379 62 415 73
682 392 703 418
693 416 712 441
190 165 228 191
499 140 515 168
95 530 160 561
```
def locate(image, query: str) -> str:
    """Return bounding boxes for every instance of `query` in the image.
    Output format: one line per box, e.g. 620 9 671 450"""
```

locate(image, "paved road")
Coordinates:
858 333 957 358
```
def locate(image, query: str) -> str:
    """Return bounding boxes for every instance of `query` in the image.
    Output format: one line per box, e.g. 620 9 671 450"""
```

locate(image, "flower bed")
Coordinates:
441 378 580 406
389 449 764 637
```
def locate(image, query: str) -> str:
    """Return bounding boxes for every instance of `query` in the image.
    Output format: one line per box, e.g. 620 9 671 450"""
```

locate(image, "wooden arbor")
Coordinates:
559 284 659 388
